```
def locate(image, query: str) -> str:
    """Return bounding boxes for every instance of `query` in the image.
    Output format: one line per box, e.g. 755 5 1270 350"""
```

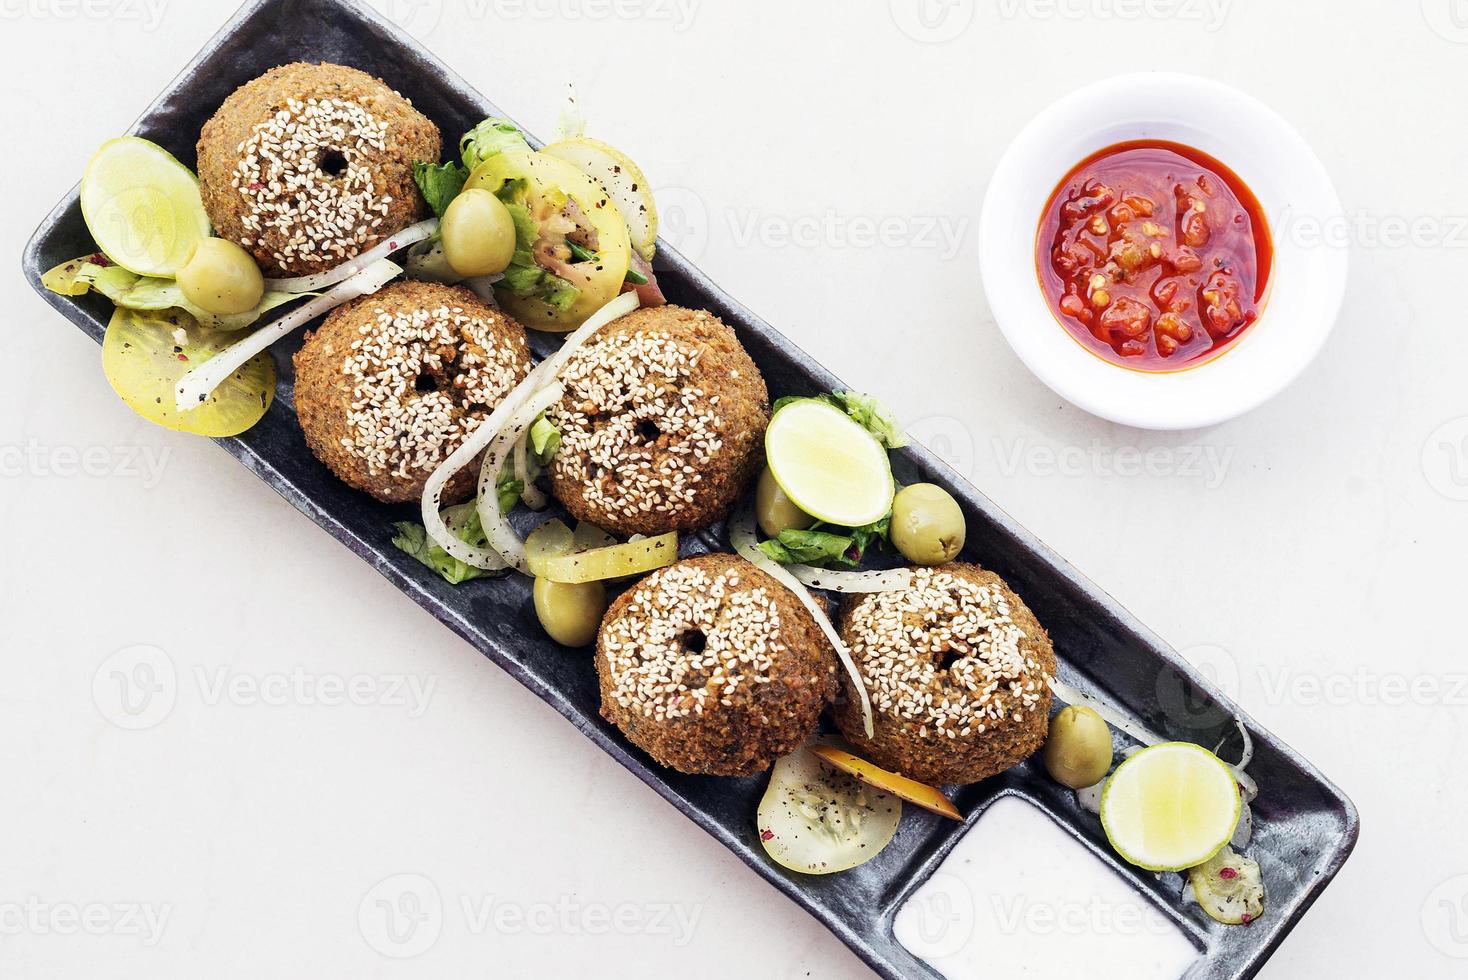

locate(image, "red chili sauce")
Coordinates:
1036 140 1272 370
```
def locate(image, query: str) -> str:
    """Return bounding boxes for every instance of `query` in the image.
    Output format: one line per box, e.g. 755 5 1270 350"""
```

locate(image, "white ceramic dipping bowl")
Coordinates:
979 72 1348 430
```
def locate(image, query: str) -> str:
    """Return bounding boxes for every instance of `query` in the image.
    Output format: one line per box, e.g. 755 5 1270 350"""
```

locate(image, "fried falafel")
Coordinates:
197 62 440 277
597 554 836 777
293 280 531 504
546 306 769 538
833 563 1056 785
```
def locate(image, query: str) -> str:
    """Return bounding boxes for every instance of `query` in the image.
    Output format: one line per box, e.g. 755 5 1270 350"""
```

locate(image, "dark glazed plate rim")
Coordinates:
21 2 1358 977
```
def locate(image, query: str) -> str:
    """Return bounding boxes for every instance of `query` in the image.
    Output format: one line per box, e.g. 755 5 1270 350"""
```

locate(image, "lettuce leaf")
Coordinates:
43 255 309 331
756 517 891 569
491 188 581 310
392 503 500 585
529 414 561 465
460 118 531 172
412 160 468 218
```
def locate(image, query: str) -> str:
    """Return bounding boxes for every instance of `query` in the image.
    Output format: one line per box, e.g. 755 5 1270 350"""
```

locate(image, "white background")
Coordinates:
3 0 1465 976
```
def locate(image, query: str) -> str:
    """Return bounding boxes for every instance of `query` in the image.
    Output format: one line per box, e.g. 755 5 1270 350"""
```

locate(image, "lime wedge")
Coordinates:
765 399 894 527
81 137 211 277
1100 742 1241 872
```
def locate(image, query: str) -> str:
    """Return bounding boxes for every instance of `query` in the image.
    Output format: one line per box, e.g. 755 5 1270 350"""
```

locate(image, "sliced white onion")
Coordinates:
175 258 402 412
264 219 436 293
1233 765 1259 804
789 565 913 594
730 507 874 739
464 275 502 304
417 291 641 567
1230 802 1254 849
1231 718 1254 772
1048 676 1167 749
469 382 565 574
1076 781 1103 815
514 431 548 511
725 511 912 594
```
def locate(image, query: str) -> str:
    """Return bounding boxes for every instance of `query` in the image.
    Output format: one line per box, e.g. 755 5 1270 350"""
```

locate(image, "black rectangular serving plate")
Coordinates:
22 2 1358 976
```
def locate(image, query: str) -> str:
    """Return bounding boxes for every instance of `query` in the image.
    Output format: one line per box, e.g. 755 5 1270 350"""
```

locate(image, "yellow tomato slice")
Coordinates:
466 151 631 333
103 307 275 437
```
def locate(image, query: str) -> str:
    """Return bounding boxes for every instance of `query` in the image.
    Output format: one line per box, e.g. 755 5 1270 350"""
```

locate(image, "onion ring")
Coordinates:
264 219 436 293
730 507 874 738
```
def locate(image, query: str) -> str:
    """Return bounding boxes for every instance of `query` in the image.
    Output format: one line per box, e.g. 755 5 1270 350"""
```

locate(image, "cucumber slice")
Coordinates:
758 739 902 875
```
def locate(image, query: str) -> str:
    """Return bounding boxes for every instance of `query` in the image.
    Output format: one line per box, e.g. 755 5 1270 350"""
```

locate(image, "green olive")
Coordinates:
755 467 815 538
889 483 965 566
176 238 264 316
1043 705 1114 789
441 188 517 278
533 577 607 647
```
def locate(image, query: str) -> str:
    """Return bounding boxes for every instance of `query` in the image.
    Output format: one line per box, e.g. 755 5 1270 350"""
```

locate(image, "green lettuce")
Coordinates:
756 517 891 569
529 414 561 465
392 503 499 585
412 160 469 218
43 255 310 332
491 183 580 311
460 118 532 172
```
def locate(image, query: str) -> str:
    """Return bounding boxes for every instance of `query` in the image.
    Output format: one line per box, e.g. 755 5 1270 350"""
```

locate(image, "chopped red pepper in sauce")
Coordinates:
1037 140 1272 371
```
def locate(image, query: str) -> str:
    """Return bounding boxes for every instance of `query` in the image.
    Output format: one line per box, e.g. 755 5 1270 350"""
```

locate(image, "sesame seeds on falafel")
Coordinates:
197 62 441 277
547 306 770 538
233 97 396 272
293 280 531 505
600 560 781 723
834 563 1056 785
340 300 527 482
848 566 1050 738
551 328 725 524
596 554 835 777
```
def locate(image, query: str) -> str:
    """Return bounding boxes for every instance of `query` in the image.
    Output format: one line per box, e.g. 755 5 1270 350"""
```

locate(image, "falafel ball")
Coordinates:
597 554 836 777
293 280 531 504
833 563 1056 785
546 306 769 538
197 62 441 277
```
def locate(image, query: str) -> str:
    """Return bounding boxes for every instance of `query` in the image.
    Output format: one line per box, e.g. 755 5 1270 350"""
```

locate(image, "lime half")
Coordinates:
81 137 211 277
1100 742 1241 872
765 399 894 528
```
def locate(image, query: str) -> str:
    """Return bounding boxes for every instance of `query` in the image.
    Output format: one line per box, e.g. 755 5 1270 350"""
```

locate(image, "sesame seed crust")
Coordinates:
597 554 836 777
547 306 769 538
293 280 531 504
833 563 1056 785
197 62 441 277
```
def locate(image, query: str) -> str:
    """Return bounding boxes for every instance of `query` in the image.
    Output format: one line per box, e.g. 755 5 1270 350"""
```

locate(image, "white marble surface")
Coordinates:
3 1 1465 976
